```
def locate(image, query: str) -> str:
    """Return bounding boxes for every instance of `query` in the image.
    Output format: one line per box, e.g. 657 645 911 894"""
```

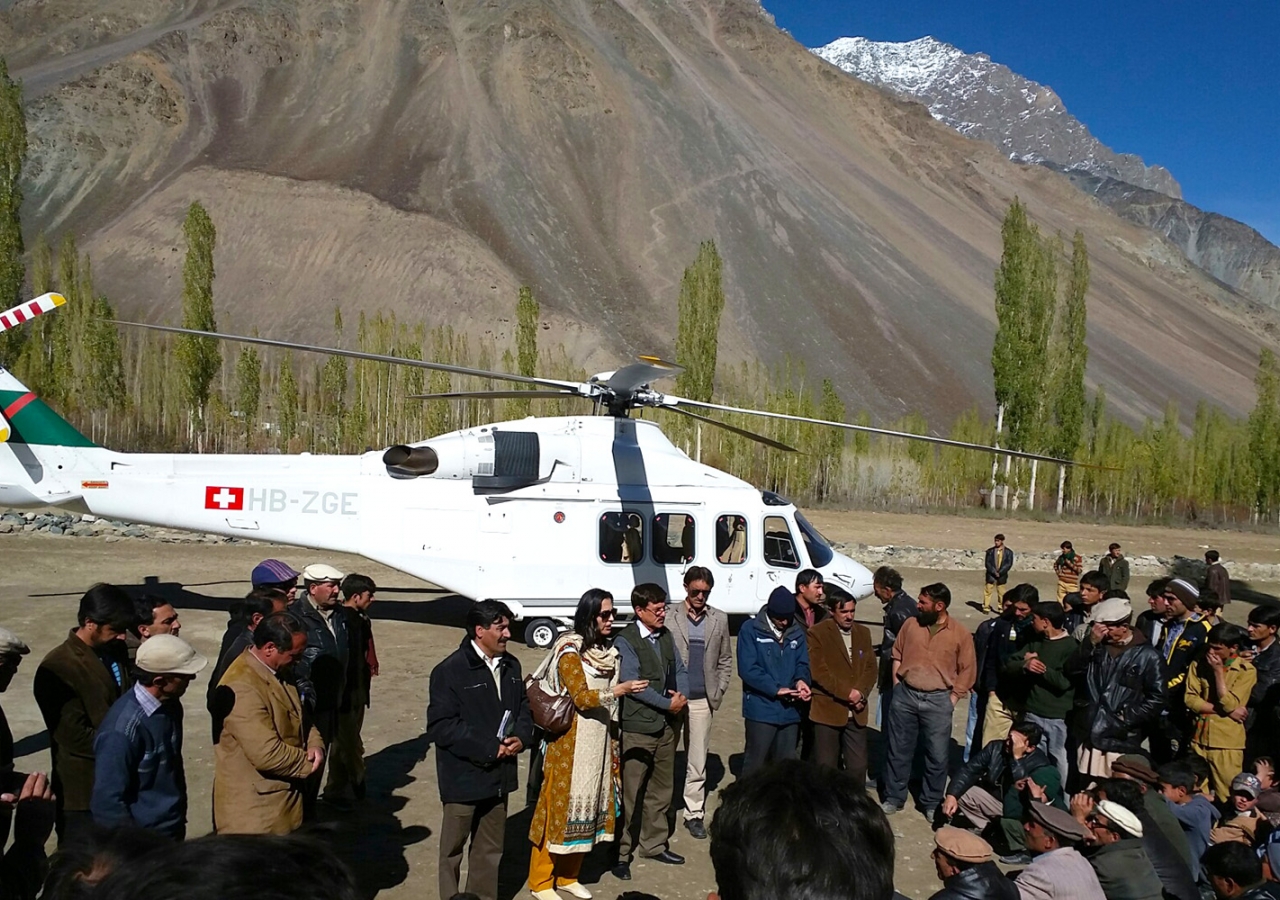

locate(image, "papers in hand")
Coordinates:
497 710 513 740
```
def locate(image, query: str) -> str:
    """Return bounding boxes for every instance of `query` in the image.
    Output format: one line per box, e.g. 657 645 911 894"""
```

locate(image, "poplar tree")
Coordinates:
674 241 725 403
235 344 262 441
320 306 347 447
277 350 299 448
1248 347 1280 517
175 202 219 437
510 285 539 418
0 57 25 313
1047 230 1089 459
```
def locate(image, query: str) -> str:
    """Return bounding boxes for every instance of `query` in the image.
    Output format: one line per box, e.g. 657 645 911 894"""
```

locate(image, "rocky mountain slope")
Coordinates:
812 36 1180 197
0 0 1272 429
814 34 1280 316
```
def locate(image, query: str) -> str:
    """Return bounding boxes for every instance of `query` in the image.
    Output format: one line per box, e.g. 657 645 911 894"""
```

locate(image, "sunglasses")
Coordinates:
689 589 710 597
598 609 616 620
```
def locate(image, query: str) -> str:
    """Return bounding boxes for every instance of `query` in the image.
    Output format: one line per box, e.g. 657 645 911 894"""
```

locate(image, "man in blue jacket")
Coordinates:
91 634 207 839
739 587 811 776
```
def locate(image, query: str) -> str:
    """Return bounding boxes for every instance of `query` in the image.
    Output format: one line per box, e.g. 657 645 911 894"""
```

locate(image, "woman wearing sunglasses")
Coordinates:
528 589 647 900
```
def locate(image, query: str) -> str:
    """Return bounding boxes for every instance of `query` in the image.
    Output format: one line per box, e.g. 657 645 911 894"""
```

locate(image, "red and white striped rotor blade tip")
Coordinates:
0 293 67 334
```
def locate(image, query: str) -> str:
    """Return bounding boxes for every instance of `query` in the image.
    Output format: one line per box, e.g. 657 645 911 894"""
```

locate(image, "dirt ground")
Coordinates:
0 510 1271 900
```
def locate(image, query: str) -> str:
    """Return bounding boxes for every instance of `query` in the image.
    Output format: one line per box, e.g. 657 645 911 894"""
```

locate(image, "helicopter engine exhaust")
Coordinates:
383 445 439 478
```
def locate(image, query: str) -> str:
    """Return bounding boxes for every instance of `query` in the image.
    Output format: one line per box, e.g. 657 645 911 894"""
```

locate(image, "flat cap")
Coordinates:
1111 754 1159 784
300 563 345 584
1027 801 1089 843
933 826 992 864
136 634 208 677
1166 578 1200 606
1089 596 1133 625
1096 799 1143 838
251 558 299 588
0 627 29 656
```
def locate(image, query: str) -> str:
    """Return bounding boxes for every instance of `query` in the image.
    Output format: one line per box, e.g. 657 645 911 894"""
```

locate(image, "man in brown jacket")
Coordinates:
807 586 877 787
32 583 136 846
669 566 733 840
212 613 324 835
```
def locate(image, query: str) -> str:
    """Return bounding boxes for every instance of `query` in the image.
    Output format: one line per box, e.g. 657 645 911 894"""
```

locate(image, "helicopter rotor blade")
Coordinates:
666 396 1103 468
408 389 583 401
666 406 798 453
114 322 585 392
605 356 683 393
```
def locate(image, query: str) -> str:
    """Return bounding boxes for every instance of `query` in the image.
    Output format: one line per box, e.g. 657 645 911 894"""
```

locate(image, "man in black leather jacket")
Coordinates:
927 826 1019 900
1063 597 1165 782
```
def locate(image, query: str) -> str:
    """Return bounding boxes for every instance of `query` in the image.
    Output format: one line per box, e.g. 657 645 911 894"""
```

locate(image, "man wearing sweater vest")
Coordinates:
91 635 207 838
613 583 689 880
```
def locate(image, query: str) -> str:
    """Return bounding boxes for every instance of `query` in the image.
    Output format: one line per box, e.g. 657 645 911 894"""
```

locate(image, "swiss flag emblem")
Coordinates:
205 486 245 510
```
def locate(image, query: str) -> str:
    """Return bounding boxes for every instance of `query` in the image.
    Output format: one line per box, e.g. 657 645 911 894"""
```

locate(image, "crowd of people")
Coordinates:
0 537 1278 900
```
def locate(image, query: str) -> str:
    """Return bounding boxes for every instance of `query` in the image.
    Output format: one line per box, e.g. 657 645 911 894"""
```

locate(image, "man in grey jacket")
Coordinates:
669 566 733 841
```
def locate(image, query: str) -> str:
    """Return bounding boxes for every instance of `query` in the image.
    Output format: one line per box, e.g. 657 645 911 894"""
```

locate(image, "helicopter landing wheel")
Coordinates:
525 618 560 650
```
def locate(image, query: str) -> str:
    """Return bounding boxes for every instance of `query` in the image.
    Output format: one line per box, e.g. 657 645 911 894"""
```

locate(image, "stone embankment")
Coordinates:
0 511 256 545
831 543 1280 585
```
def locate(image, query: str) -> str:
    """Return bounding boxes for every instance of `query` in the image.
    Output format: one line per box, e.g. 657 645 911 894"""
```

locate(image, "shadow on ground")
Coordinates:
312 733 432 899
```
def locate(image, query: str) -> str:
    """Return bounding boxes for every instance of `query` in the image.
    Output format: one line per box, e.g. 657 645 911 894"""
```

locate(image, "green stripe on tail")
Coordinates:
0 390 96 447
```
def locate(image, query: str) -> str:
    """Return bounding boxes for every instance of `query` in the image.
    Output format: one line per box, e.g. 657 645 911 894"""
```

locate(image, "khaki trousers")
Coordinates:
324 696 367 799
980 692 1016 747
983 582 1006 612
958 784 1024 850
438 797 506 900
620 723 677 861
682 698 713 821
1192 743 1243 802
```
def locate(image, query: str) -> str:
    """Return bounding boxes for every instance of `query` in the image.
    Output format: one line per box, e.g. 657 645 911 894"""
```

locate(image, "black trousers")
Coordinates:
742 719 799 777
813 720 869 788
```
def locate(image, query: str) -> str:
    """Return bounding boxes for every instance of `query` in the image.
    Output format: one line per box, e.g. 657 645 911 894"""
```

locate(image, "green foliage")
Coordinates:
319 306 347 449
175 202 220 419
674 241 725 404
511 285 540 418
0 57 25 313
277 351 299 447
234 344 262 435
1249 347 1280 515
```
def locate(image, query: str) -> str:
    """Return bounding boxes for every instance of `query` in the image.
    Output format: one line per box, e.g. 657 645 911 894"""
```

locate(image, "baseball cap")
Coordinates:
300 563 345 584
1231 773 1262 799
0 627 29 656
135 634 208 676
251 559 300 588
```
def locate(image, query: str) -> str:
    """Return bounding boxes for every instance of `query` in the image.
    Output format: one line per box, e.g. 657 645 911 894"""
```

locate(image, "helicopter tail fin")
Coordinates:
0 367 96 448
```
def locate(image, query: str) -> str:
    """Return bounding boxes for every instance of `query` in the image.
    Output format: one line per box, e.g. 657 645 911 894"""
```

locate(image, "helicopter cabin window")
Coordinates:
652 513 695 565
599 512 644 565
716 515 748 565
763 515 800 569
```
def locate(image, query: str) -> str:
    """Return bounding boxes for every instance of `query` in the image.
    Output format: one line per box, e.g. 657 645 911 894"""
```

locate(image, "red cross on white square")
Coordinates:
204 486 244 510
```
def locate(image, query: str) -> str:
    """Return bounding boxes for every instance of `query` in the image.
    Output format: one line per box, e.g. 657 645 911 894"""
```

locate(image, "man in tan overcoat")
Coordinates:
807 586 876 787
212 612 324 834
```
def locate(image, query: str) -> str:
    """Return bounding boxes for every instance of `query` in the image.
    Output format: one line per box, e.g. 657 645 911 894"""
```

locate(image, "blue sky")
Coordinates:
762 1 1280 245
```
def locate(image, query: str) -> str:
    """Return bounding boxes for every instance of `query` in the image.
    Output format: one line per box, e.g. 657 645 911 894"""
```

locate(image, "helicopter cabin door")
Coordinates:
756 514 802 601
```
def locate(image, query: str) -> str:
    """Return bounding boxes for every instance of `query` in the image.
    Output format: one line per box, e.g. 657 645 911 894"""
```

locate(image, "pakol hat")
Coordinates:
933 826 992 864
1165 578 1200 607
300 563 345 584
1089 596 1133 625
1095 799 1143 838
0 627 29 656
251 559 299 588
1111 754 1160 785
135 634 208 677
1027 801 1089 844
766 586 796 619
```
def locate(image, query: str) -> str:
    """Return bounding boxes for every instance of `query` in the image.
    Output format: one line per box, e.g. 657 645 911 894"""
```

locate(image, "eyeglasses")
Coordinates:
598 610 616 620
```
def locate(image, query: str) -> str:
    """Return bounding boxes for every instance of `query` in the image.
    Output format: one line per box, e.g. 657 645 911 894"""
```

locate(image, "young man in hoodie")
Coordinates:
737 587 810 777
1159 760 1220 885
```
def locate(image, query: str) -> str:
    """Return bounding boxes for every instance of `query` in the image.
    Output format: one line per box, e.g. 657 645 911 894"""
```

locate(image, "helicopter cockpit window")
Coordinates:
763 515 800 569
716 515 748 565
795 512 834 568
653 513 695 565
600 512 644 565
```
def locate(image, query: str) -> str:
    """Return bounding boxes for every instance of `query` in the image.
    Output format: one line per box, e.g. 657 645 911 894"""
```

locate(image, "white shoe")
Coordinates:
531 890 560 900
558 883 592 899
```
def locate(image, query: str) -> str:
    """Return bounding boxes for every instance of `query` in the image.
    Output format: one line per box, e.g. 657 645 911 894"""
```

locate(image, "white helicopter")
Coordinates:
0 294 1073 647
